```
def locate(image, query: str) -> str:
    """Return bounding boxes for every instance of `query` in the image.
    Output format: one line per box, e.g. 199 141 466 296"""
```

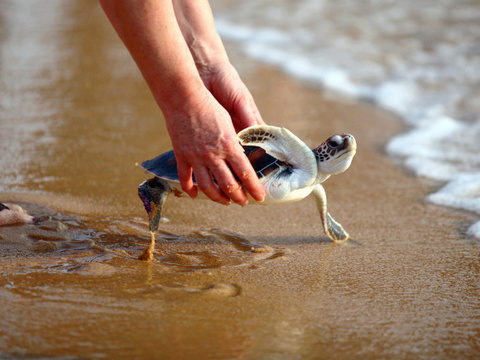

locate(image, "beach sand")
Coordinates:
1 1 479 359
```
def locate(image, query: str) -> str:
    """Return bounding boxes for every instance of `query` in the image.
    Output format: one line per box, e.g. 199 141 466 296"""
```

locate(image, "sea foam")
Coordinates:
215 0 480 238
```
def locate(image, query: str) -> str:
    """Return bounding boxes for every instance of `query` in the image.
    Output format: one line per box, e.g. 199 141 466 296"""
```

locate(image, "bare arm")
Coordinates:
100 0 265 205
172 0 265 131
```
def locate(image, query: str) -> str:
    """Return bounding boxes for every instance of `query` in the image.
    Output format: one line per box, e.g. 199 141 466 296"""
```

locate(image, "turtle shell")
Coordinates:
140 146 290 184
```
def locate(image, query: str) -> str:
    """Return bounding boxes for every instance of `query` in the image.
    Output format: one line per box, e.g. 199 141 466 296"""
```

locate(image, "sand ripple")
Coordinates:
0 202 288 304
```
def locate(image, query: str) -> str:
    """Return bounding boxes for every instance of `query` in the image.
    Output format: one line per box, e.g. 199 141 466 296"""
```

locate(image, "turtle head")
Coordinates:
314 134 356 178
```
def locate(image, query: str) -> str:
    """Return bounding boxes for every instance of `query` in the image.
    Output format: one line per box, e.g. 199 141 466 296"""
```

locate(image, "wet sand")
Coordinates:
1 1 479 359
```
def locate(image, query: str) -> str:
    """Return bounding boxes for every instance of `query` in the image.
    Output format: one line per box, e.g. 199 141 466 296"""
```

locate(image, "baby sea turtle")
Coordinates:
137 125 356 259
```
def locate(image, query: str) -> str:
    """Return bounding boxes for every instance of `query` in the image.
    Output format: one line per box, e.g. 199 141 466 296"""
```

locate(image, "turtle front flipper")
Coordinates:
138 177 171 233
238 125 317 190
312 184 350 242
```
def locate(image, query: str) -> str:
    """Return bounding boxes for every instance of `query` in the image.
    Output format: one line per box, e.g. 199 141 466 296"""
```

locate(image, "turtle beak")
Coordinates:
342 134 357 153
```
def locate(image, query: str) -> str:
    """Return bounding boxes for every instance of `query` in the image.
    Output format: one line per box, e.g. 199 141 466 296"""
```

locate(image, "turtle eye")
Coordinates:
327 135 343 148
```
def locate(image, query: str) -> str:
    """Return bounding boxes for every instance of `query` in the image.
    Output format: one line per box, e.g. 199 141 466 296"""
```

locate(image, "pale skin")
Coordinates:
99 0 265 206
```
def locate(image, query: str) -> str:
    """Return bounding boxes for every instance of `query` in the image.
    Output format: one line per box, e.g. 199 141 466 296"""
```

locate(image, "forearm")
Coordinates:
172 0 229 73
99 0 206 115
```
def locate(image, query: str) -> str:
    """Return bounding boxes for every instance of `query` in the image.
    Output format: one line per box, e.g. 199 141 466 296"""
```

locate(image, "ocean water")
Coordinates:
213 0 480 238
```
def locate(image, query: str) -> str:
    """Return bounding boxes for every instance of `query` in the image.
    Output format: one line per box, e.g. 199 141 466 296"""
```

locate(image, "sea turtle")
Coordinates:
137 125 356 259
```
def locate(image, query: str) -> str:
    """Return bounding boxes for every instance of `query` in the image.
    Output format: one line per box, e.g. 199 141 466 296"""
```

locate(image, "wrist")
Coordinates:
149 68 205 113
159 82 210 123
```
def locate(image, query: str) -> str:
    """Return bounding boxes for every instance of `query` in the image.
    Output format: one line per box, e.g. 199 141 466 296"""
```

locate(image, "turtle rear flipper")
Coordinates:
312 184 350 242
138 177 171 233
325 212 350 242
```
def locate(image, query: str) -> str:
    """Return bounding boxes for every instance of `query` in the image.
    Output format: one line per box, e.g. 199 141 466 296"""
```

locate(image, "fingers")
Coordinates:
177 161 197 198
228 149 265 203
245 93 265 126
180 157 257 206
193 165 231 205
232 91 265 132
210 162 248 206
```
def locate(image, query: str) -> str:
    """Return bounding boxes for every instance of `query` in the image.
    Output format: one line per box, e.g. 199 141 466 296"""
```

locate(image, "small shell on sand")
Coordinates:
0 203 34 226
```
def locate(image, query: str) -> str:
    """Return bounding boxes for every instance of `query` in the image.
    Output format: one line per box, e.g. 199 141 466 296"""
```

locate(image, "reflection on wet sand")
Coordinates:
1 0 479 359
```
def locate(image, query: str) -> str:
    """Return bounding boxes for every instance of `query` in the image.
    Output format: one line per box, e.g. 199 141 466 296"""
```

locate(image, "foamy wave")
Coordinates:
428 174 480 214
216 20 362 97
387 117 470 181
428 174 480 239
215 0 480 238
387 117 480 237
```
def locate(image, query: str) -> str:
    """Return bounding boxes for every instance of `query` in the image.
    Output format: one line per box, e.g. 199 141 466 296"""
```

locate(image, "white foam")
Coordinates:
216 19 363 97
386 117 469 181
467 221 480 239
428 174 480 214
372 81 419 117
428 174 480 238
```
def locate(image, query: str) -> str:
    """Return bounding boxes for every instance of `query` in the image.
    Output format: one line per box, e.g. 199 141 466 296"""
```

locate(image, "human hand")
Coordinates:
164 89 265 206
199 61 265 132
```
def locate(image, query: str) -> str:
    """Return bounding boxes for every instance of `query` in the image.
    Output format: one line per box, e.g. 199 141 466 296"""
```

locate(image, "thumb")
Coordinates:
232 93 265 132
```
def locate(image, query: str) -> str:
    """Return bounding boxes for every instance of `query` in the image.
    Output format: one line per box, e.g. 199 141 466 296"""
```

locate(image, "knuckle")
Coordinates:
209 163 224 174
221 182 240 194
176 145 195 159
200 151 217 164
239 166 253 179
225 182 242 194
225 142 239 155
233 164 254 181
227 153 247 168
215 139 235 155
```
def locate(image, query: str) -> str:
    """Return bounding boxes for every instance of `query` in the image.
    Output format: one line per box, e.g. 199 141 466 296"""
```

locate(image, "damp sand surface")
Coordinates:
1 1 480 359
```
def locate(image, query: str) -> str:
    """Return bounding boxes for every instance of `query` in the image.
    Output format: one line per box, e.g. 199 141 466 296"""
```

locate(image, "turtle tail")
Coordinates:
138 178 170 233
